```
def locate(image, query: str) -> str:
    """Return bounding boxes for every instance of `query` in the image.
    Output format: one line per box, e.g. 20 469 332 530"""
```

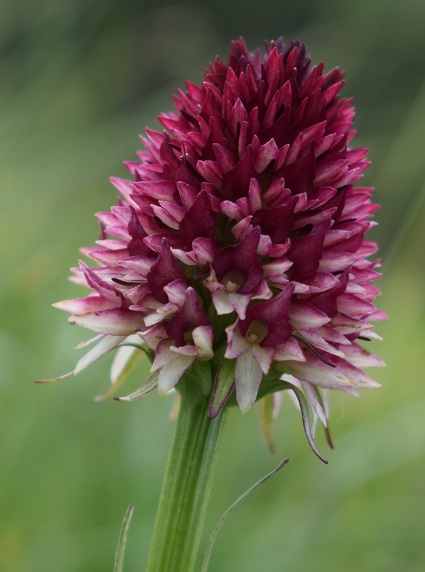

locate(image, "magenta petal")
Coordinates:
279 146 316 195
127 207 148 255
288 220 330 280
240 283 295 347
290 300 330 329
179 190 215 247
165 287 210 345
251 196 298 243
147 239 185 303
53 295 118 315
50 37 384 452
213 227 262 294
285 353 352 390
221 146 257 201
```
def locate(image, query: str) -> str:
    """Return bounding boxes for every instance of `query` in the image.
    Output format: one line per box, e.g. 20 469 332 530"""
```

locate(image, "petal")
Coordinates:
225 322 251 359
333 357 381 388
241 283 295 347
235 349 263 414
53 295 118 315
192 326 214 359
213 228 263 294
70 309 143 336
299 380 327 427
274 337 305 362
296 328 345 358
151 340 175 372
252 345 275 374
165 287 209 345
290 300 330 329
147 239 184 303
284 352 353 390
169 345 199 357
228 292 251 319
342 343 385 368
157 354 195 394
211 288 236 316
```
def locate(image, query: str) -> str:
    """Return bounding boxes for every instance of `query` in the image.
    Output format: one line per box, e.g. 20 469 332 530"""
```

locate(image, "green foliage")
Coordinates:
114 506 134 572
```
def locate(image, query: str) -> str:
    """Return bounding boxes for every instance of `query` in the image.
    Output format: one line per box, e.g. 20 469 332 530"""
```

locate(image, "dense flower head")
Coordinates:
46 38 385 460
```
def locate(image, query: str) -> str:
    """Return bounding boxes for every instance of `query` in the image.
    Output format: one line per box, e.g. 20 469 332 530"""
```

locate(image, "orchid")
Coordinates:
46 38 384 444
40 38 385 572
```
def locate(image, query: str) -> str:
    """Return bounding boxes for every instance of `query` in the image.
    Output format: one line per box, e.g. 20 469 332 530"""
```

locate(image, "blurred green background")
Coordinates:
1 0 425 570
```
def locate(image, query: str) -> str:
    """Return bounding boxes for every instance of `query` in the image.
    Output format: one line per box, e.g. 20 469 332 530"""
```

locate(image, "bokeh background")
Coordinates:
1 0 425 570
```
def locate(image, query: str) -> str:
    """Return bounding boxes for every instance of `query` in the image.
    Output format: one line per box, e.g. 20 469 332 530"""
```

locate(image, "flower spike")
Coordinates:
47 37 385 458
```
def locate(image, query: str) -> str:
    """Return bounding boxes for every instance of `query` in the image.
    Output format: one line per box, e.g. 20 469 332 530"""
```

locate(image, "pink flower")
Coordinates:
43 38 386 460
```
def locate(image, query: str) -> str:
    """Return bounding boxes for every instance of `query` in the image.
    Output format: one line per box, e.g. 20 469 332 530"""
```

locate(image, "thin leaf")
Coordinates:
208 358 235 418
201 458 290 572
114 370 159 402
114 505 134 572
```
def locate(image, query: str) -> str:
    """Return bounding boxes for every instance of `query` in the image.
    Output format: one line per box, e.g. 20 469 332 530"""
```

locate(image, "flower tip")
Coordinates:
34 372 74 384
238 402 252 415
277 457 290 470
92 393 108 403
157 387 171 396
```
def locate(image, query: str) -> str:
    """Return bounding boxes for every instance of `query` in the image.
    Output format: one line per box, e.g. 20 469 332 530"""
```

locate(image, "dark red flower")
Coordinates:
47 38 386 457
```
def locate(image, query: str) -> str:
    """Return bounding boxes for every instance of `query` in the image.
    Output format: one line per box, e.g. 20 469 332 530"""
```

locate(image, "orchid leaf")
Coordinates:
114 505 134 572
201 458 289 572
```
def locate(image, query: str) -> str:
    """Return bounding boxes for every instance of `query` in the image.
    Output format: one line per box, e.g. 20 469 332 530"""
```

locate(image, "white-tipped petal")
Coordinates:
157 355 195 394
192 326 214 359
70 309 143 336
225 323 250 359
235 349 263 414
274 338 305 362
284 355 352 390
252 345 275 374
300 380 327 427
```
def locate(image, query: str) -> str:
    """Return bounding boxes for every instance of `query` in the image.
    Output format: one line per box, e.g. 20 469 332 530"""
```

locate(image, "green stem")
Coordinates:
146 396 226 572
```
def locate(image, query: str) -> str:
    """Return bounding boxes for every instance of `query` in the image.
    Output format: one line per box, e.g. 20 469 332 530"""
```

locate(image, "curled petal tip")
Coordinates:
35 372 74 384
